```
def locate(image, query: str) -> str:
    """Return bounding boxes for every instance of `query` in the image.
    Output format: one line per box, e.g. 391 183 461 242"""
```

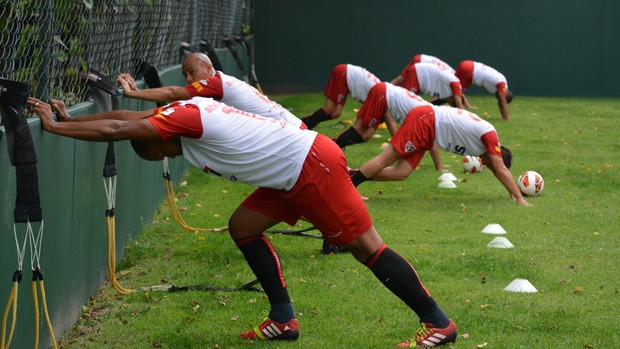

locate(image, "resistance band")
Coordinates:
82 68 134 294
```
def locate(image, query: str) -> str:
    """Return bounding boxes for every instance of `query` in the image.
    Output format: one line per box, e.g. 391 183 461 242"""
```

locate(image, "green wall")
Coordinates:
255 0 620 97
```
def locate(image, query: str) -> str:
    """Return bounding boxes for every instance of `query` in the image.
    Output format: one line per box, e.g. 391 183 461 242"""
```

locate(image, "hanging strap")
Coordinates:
1 78 57 348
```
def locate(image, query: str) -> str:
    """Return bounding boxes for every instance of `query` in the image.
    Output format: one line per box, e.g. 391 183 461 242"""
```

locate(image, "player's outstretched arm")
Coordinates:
117 73 191 104
481 153 530 206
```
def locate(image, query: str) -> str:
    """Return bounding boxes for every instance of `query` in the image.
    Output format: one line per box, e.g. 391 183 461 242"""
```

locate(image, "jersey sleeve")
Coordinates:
147 102 204 140
449 81 463 96
480 131 502 156
184 74 225 100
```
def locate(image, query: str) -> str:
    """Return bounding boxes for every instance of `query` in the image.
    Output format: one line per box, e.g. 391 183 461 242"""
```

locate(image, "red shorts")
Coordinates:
323 64 350 106
241 133 372 245
389 105 436 169
357 82 388 129
455 60 474 90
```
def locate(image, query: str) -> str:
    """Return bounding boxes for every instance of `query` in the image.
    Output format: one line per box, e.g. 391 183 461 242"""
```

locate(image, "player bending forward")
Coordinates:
31 95 457 347
350 104 530 206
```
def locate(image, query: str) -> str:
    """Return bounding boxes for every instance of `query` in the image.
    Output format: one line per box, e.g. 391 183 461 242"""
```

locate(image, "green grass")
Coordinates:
58 94 620 349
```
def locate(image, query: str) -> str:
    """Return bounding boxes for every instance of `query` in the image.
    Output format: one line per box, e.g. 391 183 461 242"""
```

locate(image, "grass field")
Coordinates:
58 94 619 348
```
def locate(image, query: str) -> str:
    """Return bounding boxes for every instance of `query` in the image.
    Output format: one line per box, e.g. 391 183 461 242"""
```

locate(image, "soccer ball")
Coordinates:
517 171 544 196
462 155 484 173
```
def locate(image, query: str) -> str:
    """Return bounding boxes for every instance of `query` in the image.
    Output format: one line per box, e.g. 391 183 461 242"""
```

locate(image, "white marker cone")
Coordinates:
438 173 457 181
504 278 538 293
481 223 507 235
487 237 514 248
438 180 457 188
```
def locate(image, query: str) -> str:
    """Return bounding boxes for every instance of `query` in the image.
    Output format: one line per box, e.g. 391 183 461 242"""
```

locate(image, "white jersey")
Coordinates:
414 63 460 99
472 62 508 93
346 64 381 103
149 97 316 190
433 106 497 156
385 83 432 124
188 71 303 128
418 54 455 74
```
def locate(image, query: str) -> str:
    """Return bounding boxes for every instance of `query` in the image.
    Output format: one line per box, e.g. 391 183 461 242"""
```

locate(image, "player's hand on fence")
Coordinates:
28 97 54 128
117 73 138 93
49 99 71 121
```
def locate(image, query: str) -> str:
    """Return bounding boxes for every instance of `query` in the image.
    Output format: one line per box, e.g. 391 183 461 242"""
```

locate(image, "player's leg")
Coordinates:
346 227 457 347
302 98 343 129
333 118 367 148
230 196 300 341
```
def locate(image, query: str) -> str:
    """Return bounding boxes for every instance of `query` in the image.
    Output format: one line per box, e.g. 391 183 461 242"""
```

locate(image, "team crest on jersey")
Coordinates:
404 141 416 153
192 81 205 92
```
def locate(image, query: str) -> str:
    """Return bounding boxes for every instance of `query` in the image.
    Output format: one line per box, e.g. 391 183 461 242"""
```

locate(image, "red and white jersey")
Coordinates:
472 61 508 93
346 64 381 103
185 71 303 128
357 82 430 128
148 97 316 190
433 106 500 156
403 63 462 99
385 83 432 124
409 54 455 74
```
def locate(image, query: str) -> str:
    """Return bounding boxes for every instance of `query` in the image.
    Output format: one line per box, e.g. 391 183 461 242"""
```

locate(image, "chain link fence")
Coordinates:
0 0 250 117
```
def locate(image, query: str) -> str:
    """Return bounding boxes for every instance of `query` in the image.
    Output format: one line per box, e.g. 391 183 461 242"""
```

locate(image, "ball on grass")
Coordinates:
462 155 484 173
517 171 544 196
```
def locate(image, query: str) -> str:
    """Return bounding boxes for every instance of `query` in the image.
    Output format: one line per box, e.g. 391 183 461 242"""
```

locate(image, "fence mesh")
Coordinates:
0 0 250 115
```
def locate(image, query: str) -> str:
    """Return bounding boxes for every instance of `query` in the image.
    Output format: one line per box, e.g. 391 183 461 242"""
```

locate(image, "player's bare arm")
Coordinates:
497 93 511 121
117 75 191 104
29 97 158 142
481 153 529 206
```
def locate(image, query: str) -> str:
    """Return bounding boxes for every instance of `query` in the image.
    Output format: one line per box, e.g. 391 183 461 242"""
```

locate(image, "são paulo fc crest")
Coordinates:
405 141 416 153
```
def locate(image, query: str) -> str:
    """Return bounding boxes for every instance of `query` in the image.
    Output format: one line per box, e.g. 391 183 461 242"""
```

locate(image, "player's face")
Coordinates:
182 58 213 84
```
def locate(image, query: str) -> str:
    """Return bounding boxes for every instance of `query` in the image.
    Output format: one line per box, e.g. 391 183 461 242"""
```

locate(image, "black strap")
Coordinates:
135 61 164 107
198 39 224 71
81 68 121 97
0 80 43 223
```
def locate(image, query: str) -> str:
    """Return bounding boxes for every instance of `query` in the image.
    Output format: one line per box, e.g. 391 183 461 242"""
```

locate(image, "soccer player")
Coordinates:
391 62 465 109
333 81 447 172
301 63 380 129
455 60 513 121
349 104 530 206
391 53 455 81
117 52 304 128
30 95 458 347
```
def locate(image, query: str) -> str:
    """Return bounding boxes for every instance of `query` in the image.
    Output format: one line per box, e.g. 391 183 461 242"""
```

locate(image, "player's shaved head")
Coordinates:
182 52 215 83
185 52 212 67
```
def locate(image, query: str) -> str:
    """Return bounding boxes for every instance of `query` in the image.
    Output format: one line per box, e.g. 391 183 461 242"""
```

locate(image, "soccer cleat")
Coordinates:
240 317 299 341
396 319 457 348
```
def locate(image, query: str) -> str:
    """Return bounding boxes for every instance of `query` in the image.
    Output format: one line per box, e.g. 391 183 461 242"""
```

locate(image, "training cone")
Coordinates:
438 180 457 188
438 173 457 181
487 237 514 248
481 223 507 235
504 278 538 293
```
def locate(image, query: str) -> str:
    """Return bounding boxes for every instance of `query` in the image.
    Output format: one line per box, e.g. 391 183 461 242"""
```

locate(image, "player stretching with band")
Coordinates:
31 95 458 348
